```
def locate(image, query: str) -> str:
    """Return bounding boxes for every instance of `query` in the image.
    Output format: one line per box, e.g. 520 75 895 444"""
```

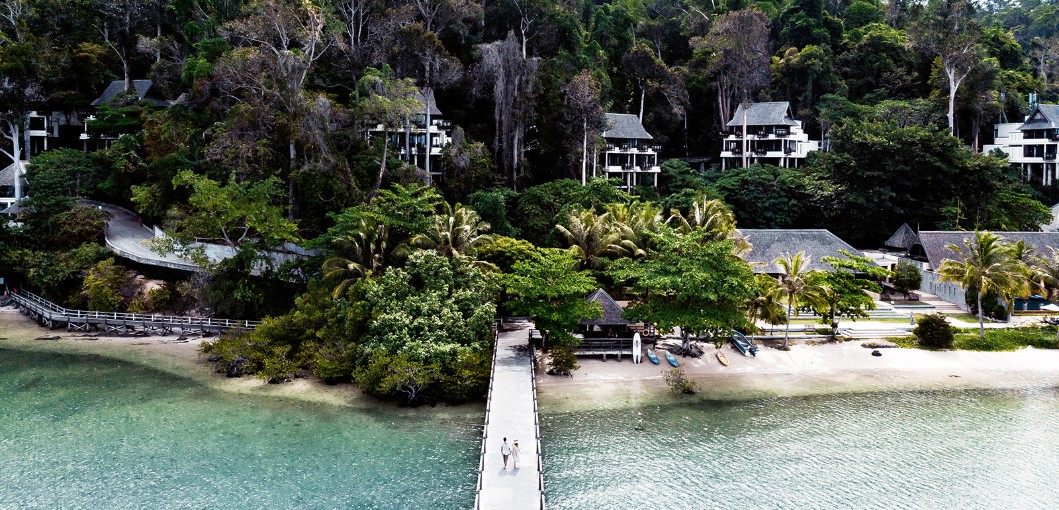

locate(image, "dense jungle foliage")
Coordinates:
3 0 1059 402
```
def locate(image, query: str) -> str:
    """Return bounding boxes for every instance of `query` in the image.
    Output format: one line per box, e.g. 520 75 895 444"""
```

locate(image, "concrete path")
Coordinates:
475 321 544 510
96 202 200 271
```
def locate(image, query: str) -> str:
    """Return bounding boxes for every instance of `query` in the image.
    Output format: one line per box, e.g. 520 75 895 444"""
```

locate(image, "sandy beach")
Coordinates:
7 304 1059 411
536 336 1059 410
0 307 373 409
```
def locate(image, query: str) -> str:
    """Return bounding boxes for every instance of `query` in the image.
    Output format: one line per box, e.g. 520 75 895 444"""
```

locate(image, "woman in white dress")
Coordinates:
511 440 521 469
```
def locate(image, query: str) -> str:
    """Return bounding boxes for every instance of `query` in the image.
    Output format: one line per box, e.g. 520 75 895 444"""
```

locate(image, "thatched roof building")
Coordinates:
580 288 630 327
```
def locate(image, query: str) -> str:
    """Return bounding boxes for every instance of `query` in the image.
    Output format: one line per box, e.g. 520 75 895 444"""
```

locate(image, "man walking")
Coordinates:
500 437 511 469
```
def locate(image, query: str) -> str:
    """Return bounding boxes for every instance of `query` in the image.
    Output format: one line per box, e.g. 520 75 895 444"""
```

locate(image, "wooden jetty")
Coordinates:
474 320 545 510
4 289 259 335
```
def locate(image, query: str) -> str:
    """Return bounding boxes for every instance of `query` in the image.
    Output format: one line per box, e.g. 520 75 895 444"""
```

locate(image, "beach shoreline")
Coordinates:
535 337 1059 410
7 306 1059 412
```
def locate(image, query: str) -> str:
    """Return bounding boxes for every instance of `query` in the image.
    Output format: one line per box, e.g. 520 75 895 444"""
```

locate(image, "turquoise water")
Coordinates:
541 384 1059 509
0 348 481 509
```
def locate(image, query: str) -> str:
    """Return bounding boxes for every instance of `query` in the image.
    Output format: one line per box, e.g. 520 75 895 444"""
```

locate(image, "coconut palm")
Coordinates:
1032 246 1059 300
667 196 751 255
322 218 402 299
938 231 1030 339
775 251 826 349
555 208 622 269
411 202 493 257
606 201 664 257
746 273 788 340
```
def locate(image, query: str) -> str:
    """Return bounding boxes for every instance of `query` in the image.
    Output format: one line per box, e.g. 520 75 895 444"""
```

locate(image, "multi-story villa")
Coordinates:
719 102 820 170
984 104 1059 185
599 113 661 191
365 88 453 183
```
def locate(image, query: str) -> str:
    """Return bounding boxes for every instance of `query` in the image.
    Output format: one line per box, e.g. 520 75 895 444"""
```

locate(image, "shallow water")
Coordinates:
0 348 481 509
541 382 1059 509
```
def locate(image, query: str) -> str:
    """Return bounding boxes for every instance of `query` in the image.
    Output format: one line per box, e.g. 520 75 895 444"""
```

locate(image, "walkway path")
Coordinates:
96 202 200 271
475 320 545 510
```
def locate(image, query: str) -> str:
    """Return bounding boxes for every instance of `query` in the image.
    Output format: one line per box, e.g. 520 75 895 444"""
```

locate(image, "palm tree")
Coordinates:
411 203 493 257
322 218 402 299
746 273 788 340
606 201 664 257
1031 247 1059 300
938 231 1030 339
555 208 622 269
667 196 751 255
775 251 825 349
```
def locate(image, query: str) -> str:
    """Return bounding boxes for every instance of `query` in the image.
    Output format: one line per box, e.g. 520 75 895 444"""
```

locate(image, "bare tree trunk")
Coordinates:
424 97 432 186
638 87 645 121
977 285 985 339
368 129 389 200
581 117 588 185
288 139 297 221
783 302 793 349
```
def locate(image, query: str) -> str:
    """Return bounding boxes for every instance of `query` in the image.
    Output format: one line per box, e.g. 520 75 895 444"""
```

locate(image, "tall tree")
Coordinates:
610 228 758 354
503 248 601 351
911 0 983 136
97 0 149 93
220 0 333 217
774 251 825 349
357 66 422 200
620 42 687 121
0 38 40 203
476 30 539 189
701 9 770 129
938 231 1029 339
563 70 604 185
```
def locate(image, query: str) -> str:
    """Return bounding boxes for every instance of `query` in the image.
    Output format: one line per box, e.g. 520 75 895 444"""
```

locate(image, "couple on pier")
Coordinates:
501 438 521 469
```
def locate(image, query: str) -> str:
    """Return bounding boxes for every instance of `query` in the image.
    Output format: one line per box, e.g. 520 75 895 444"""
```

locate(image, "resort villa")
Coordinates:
880 225 1059 310
365 88 453 184
984 103 1059 185
599 113 662 192
719 102 820 170
739 229 863 274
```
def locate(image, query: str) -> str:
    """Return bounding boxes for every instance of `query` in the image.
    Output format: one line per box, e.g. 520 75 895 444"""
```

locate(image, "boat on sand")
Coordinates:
716 351 729 366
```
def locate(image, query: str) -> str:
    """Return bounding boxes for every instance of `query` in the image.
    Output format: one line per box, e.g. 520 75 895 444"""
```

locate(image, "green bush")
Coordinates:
913 313 954 349
548 345 579 375
954 327 1059 351
662 366 697 394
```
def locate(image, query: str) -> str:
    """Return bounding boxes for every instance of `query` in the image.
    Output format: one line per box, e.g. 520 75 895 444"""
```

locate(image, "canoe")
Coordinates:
730 329 757 357
665 351 679 367
646 350 660 365
716 351 729 366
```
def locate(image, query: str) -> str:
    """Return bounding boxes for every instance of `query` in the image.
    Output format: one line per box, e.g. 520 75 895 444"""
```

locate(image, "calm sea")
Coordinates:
6 345 1059 510
0 348 481 509
540 381 1059 510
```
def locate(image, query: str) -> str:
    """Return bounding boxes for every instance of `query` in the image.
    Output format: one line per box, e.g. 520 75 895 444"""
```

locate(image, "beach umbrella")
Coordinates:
1041 304 1059 312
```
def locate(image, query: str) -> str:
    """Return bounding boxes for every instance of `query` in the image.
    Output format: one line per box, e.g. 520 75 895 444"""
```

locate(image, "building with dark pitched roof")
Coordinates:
884 223 919 251
910 231 1059 271
91 80 172 107
365 87 453 183
0 162 23 210
720 102 820 170
740 229 862 274
984 103 1059 185
598 113 661 192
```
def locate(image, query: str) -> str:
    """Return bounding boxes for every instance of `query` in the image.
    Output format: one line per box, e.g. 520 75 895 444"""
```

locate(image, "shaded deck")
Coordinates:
474 320 545 510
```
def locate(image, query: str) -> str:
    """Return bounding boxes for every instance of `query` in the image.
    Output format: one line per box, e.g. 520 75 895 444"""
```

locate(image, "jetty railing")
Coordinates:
530 344 546 510
6 288 260 331
473 323 501 510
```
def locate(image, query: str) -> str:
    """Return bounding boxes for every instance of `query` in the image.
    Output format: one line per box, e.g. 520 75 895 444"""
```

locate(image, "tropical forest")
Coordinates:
2 0 1059 402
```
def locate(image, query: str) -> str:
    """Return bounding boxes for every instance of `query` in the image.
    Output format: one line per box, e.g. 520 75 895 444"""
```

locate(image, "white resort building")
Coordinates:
720 102 820 170
366 88 453 183
984 103 1059 185
599 113 661 191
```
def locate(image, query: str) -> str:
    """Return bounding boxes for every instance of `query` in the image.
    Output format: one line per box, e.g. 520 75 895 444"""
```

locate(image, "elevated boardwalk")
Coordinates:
474 320 545 510
4 289 259 334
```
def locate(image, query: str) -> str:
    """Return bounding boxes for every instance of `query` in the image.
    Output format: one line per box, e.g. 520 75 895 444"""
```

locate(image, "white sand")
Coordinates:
0 308 371 408
536 338 1059 410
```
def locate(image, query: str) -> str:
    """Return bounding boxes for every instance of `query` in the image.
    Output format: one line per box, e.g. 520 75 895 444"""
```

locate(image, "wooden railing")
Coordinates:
7 288 260 330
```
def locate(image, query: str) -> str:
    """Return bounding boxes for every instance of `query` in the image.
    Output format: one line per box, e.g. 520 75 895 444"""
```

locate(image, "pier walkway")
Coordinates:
474 320 545 510
4 288 258 334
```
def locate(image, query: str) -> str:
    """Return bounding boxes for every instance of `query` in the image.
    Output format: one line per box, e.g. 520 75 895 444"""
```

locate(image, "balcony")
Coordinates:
776 129 789 137
756 131 769 138
1045 154 1057 161
752 149 768 157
